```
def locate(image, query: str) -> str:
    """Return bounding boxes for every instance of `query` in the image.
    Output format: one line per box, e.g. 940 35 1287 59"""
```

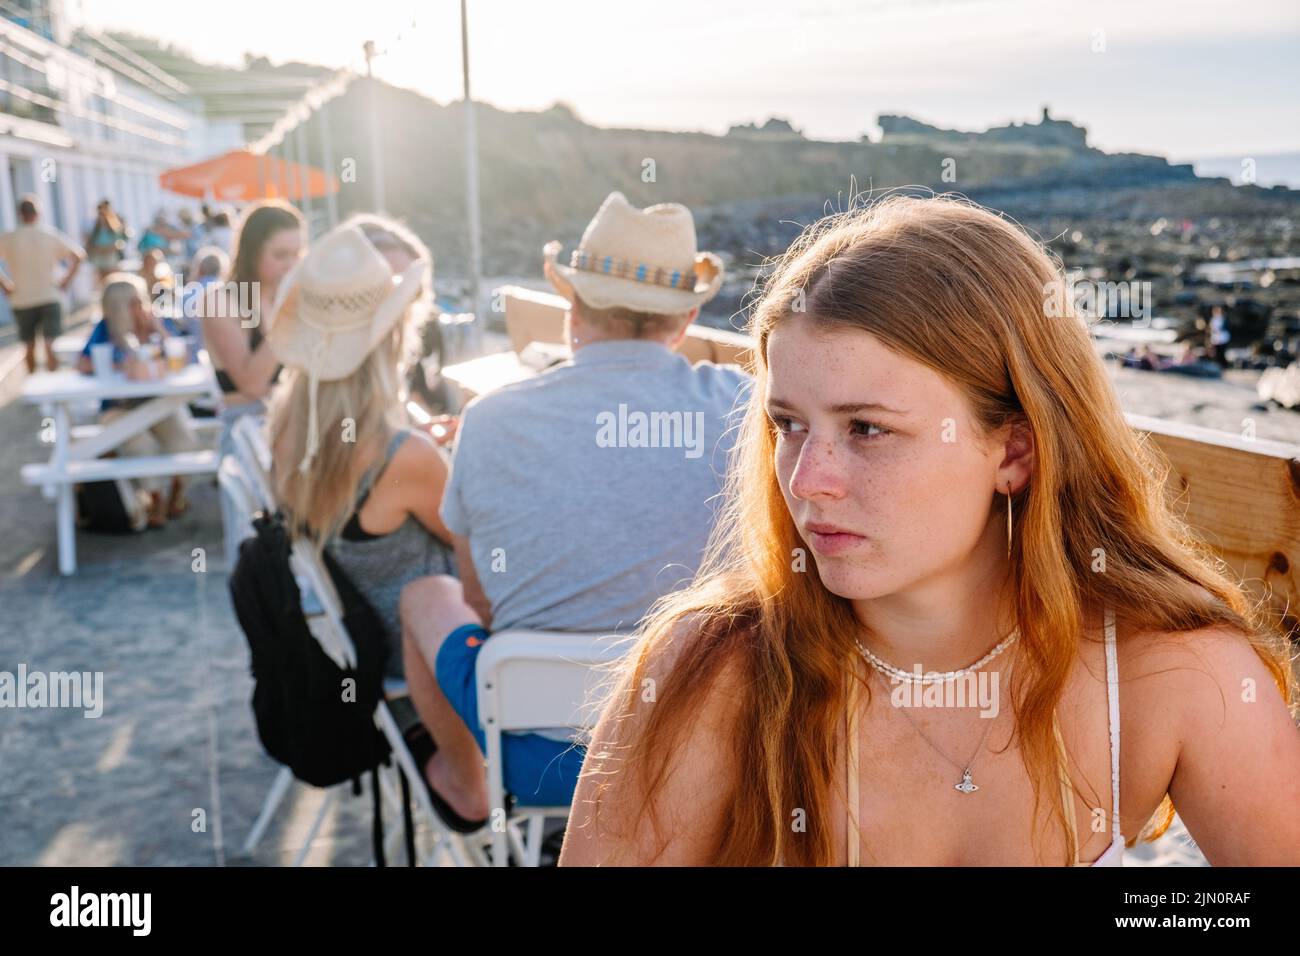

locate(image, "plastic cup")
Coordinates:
164 337 187 372
90 343 115 379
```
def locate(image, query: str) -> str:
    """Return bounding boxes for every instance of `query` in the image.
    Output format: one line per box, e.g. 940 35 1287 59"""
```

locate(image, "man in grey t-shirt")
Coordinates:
438 338 748 635
396 192 751 831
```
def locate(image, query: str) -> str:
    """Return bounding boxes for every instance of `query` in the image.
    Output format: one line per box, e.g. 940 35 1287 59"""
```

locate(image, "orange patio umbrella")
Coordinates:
159 149 339 202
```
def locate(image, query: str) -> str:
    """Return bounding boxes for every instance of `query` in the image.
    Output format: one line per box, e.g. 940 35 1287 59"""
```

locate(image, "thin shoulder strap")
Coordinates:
355 428 411 503
1052 712 1083 864
1103 606 1122 844
846 670 861 867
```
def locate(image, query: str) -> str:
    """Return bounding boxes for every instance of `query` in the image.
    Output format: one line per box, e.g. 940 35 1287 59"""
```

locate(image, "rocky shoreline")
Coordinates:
683 178 1300 437
695 179 1299 355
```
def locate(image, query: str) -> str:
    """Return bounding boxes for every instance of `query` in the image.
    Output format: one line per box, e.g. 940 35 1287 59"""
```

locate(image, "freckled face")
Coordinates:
765 314 1004 600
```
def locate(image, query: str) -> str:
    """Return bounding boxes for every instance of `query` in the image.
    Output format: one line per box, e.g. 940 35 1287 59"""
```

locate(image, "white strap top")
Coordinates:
845 606 1123 866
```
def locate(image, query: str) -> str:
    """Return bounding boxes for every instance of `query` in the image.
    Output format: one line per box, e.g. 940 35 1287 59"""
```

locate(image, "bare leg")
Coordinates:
167 476 188 517
23 341 36 373
146 491 166 528
43 335 59 372
400 575 490 821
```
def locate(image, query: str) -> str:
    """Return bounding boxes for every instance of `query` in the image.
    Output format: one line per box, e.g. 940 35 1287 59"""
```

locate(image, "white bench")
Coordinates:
70 418 222 443
20 364 222 574
22 449 220 486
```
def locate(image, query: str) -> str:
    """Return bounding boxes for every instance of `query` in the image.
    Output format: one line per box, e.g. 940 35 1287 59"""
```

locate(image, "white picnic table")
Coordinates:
440 342 571 401
20 362 221 575
51 328 91 367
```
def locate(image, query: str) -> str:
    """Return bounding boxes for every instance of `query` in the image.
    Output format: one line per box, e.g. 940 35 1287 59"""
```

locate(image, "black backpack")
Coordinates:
229 510 416 864
76 478 145 534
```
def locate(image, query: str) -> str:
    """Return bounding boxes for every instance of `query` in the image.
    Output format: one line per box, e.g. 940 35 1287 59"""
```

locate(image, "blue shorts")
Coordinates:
435 623 586 807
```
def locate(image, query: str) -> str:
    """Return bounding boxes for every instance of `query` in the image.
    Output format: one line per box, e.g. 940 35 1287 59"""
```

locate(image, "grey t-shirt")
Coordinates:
440 339 752 637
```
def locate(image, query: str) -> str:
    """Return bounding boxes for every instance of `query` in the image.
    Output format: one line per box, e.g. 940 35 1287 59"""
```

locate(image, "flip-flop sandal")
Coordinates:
400 722 490 834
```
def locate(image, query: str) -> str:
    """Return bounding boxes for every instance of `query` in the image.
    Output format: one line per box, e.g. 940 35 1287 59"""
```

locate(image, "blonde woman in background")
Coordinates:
561 195 1300 867
264 216 461 819
77 273 199 527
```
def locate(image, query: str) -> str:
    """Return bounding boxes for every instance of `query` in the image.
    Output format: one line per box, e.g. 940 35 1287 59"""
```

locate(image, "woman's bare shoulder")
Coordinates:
1118 610 1300 863
388 428 448 478
1112 602 1290 758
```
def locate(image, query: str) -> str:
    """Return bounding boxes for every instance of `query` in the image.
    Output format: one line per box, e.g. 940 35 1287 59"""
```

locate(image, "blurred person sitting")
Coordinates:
206 208 235 255
137 211 184 257
200 200 304 458
180 245 229 340
77 274 200 527
398 191 752 830
140 249 181 333
1206 304 1231 365
178 208 201 261
263 215 456 715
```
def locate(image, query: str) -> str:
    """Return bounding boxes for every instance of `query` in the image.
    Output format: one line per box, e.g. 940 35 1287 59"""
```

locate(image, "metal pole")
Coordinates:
319 100 339 228
289 138 302 212
296 118 313 234
364 41 386 213
277 141 290 201
461 0 483 320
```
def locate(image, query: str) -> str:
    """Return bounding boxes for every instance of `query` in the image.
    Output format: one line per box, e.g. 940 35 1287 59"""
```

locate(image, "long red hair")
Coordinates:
581 194 1295 865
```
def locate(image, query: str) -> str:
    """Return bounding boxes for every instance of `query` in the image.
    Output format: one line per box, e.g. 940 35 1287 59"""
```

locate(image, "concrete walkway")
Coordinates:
0 354 380 866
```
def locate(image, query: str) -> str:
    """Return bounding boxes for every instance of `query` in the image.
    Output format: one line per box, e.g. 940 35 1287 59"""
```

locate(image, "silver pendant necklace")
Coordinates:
859 644 1013 795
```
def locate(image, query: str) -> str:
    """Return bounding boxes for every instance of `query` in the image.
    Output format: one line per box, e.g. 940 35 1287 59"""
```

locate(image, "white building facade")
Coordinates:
0 0 237 315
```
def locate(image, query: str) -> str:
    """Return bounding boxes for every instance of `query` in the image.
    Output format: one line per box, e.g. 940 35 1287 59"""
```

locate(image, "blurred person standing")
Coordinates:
85 199 128 282
0 194 85 372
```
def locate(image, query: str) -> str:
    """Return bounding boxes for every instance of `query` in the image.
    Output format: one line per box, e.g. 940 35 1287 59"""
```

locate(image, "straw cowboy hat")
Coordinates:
543 191 724 314
266 221 429 471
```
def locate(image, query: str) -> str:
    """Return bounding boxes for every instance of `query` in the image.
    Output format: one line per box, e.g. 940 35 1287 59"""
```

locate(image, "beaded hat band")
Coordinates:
542 192 724 311
569 249 703 292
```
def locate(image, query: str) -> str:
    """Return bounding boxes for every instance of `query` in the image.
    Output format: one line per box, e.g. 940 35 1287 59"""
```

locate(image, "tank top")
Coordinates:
213 323 260 394
844 606 1125 866
326 429 455 678
213 323 284 395
209 287 282 395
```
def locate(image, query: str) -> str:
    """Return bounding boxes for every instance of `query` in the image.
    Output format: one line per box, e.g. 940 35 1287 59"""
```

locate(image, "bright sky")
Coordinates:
74 0 1300 159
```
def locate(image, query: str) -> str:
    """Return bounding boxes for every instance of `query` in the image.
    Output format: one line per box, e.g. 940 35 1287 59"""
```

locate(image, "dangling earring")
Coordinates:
1005 482 1013 560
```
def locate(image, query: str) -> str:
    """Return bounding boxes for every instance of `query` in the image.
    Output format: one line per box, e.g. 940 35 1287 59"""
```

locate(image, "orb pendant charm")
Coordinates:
955 769 979 794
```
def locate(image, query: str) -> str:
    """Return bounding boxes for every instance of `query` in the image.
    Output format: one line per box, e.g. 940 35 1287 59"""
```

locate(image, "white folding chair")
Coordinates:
226 418 301 858
230 415 489 865
232 441 429 863
287 540 490 866
218 415 274 580
217 456 258 570
230 415 275 510
476 630 628 866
